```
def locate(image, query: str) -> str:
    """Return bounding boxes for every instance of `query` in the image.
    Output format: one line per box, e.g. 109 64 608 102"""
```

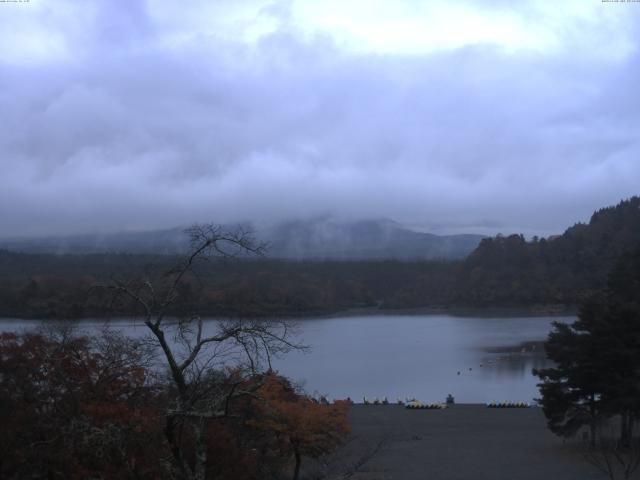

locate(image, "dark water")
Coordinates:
0 314 572 404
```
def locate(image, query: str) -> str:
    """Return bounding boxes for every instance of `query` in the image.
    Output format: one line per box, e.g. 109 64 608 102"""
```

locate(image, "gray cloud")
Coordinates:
1 0 639 238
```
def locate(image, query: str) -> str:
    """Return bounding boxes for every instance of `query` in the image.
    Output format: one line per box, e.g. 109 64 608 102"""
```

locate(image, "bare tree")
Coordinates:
96 223 302 480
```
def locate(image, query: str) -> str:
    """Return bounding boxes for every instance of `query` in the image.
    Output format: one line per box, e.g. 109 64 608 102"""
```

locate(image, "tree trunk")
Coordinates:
165 415 192 479
292 449 301 480
194 419 207 480
620 411 630 447
589 397 597 448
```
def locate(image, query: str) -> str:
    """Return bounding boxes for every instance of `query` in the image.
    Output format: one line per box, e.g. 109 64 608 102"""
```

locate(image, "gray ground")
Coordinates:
307 405 619 480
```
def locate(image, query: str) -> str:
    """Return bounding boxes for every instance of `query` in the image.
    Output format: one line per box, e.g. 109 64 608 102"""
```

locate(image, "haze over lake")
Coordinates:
0 314 571 404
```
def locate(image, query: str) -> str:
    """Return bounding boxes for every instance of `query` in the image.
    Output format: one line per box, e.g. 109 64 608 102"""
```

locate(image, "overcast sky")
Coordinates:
1 0 639 238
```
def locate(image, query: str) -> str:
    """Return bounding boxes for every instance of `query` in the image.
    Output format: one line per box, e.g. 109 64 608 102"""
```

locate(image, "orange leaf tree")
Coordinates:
251 374 351 480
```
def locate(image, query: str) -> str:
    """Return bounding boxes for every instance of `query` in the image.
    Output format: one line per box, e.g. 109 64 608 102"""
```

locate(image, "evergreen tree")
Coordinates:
534 303 606 446
535 246 640 445
597 248 640 445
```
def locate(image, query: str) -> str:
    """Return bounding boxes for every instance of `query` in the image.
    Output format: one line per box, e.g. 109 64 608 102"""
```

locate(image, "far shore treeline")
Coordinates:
0 196 639 319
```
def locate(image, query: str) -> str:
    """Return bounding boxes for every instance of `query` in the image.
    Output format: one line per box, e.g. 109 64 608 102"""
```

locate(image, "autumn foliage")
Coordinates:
191 373 351 480
0 332 351 480
0 329 164 479
250 374 351 480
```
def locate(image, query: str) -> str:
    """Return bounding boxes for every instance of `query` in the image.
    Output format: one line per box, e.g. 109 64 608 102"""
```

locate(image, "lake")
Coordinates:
0 314 572 404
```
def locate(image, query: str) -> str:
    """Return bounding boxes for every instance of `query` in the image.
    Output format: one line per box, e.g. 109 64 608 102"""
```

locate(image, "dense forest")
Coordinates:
0 197 638 319
457 196 640 306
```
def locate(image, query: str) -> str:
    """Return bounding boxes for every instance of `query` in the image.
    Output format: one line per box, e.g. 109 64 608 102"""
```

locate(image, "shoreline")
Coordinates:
0 304 577 323
321 304 577 319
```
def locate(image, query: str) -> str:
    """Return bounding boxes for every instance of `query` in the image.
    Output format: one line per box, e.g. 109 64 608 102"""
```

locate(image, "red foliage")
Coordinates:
0 330 164 479
0 334 350 480
250 374 351 478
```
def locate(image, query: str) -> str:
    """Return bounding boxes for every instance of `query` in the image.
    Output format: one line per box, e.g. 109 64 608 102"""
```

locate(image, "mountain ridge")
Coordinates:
0 218 485 260
1 196 638 318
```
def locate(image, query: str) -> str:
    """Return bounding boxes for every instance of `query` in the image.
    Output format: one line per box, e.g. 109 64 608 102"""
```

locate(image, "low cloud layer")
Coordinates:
1 0 639 238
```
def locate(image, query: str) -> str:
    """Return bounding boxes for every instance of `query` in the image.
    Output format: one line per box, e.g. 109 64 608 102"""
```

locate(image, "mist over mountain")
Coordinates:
0 228 188 256
262 218 484 260
0 218 485 260
0 196 638 319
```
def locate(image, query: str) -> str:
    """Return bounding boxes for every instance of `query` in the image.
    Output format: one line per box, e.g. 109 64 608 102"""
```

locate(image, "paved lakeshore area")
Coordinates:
322 404 608 480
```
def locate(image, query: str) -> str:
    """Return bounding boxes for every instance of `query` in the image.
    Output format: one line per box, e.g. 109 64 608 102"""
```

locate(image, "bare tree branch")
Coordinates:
90 222 301 480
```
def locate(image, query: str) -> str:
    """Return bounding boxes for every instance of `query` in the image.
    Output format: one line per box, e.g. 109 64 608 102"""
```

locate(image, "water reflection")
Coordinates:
478 341 549 377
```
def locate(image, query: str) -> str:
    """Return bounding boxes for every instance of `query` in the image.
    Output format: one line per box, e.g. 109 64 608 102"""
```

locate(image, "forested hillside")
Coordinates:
0 197 638 318
455 196 640 306
0 252 457 318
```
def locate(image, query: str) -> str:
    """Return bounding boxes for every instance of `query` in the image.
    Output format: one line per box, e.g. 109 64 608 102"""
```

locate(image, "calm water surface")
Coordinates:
0 314 573 404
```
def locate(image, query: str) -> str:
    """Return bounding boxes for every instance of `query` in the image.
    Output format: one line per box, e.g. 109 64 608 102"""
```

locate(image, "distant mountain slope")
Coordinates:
455 196 640 305
1 198 639 318
262 218 484 260
0 219 485 260
0 228 189 255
